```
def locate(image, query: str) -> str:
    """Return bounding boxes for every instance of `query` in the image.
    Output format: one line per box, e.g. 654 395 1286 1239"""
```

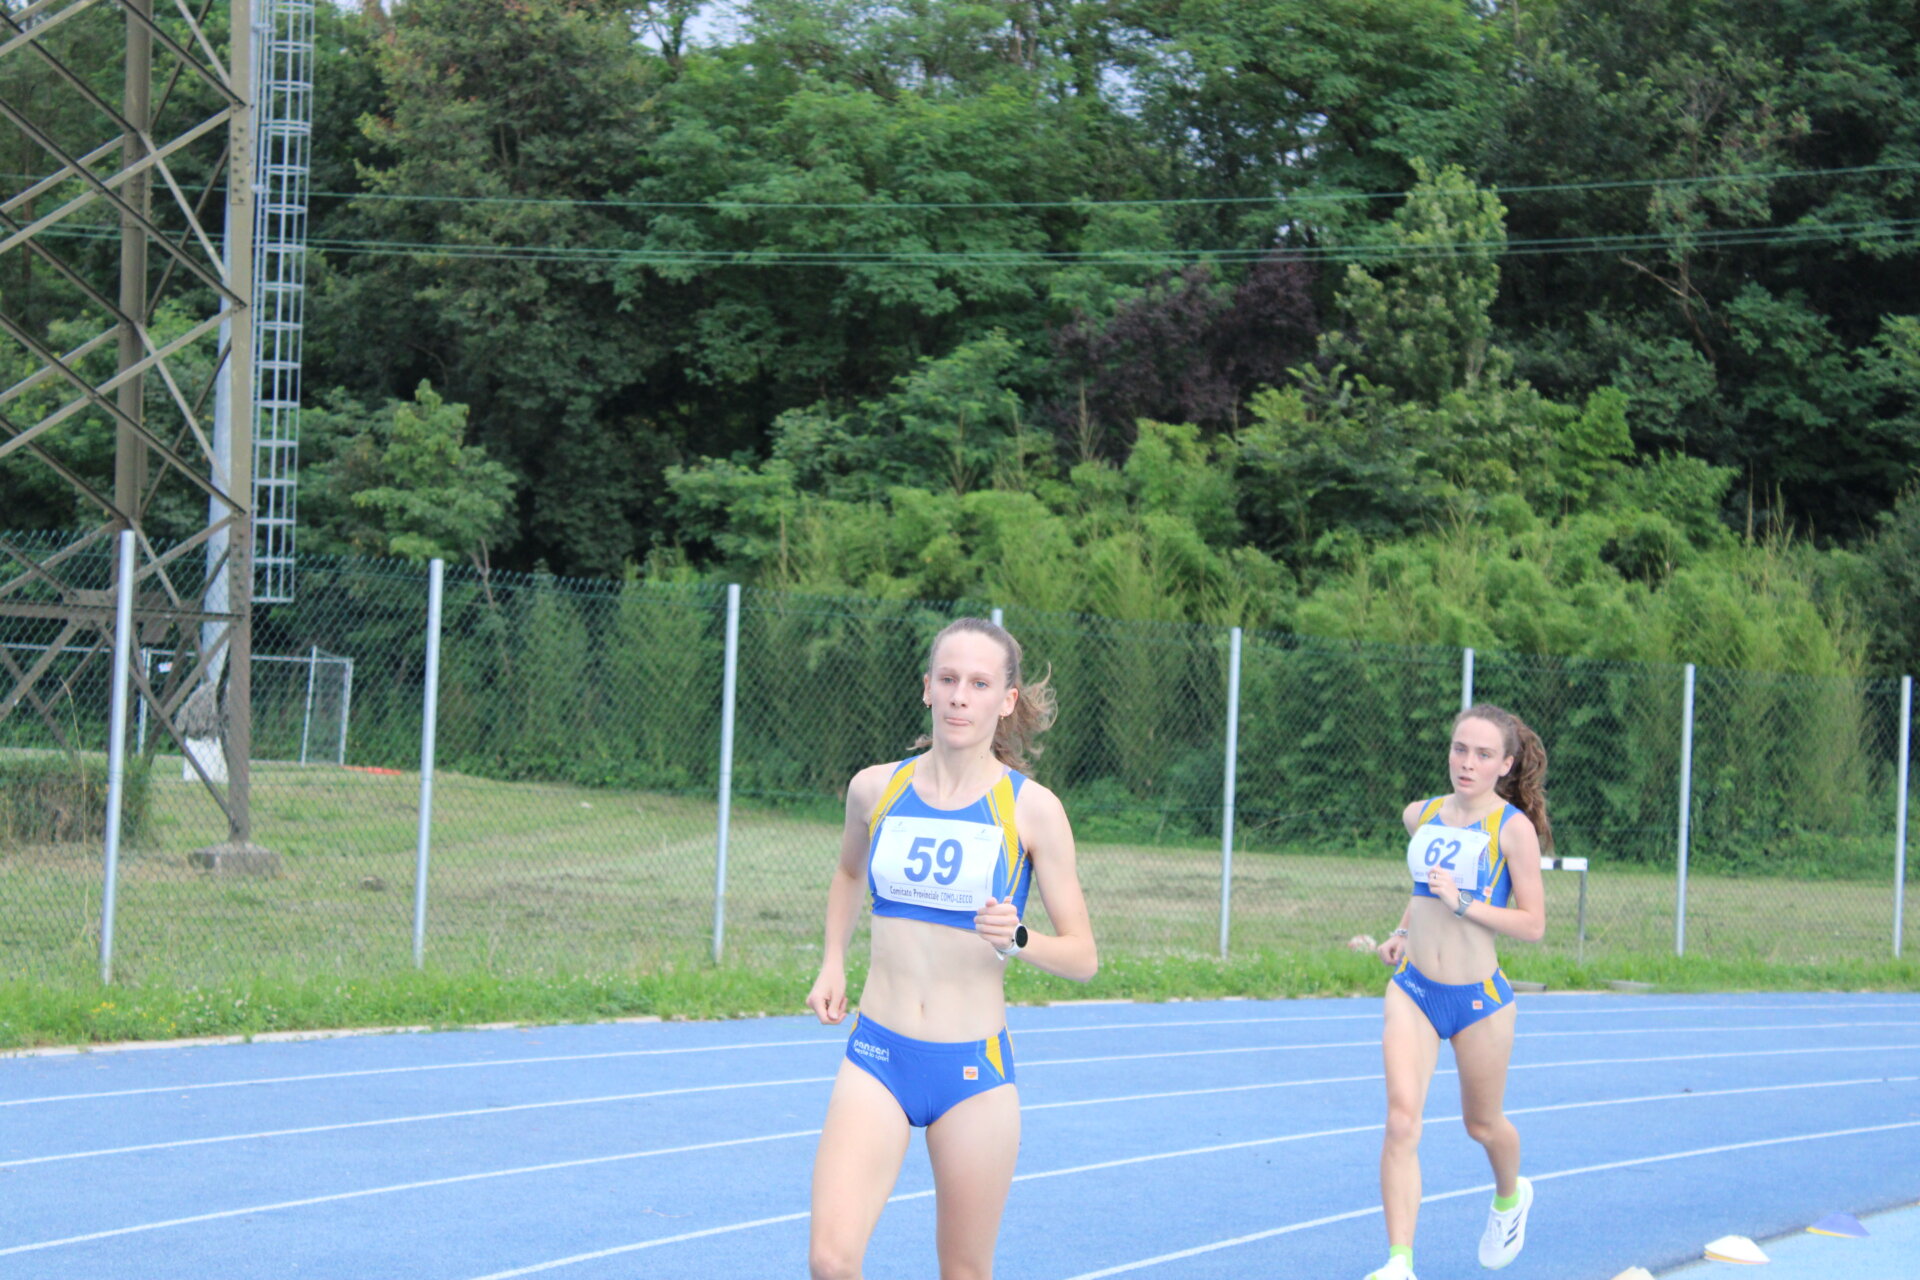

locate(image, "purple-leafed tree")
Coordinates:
1050 256 1319 458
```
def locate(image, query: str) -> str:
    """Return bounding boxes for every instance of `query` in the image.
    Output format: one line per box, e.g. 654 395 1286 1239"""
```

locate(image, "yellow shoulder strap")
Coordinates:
866 760 918 838
1484 804 1512 882
986 773 1023 888
1416 796 1446 824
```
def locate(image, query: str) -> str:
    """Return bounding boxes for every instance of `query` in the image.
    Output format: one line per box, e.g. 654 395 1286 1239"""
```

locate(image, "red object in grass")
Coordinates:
345 765 405 777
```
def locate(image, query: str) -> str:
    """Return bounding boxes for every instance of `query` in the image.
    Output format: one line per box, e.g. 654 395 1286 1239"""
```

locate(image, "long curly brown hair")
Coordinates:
1456 703 1553 854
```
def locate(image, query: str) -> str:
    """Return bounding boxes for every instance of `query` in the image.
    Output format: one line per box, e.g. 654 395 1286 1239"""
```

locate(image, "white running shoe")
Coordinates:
1478 1174 1534 1269
1363 1256 1417 1280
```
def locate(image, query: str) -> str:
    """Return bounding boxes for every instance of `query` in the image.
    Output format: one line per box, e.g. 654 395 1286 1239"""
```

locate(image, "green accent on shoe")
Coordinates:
1493 1190 1521 1211
1390 1245 1414 1265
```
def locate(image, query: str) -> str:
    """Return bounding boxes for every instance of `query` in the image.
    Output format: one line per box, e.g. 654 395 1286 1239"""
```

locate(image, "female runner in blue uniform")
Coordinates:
1363 703 1550 1280
805 617 1097 1280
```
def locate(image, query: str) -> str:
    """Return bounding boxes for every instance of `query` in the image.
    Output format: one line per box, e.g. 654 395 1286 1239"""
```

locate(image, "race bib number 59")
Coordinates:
872 816 1003 912
1406 826 1491 894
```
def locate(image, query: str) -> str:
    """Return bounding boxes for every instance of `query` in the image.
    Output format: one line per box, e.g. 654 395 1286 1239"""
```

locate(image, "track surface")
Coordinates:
4 993 1918 1279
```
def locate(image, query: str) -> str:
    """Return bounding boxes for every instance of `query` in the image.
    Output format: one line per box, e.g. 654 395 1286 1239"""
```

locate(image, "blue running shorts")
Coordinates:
844 1013 1016 1127
1392 960 1516 1039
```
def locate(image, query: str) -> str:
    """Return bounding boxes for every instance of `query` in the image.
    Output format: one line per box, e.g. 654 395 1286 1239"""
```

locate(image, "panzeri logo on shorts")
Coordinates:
962 1066 979 1081
1471 1000 1484 1010
851 1039 890 1063
1402 979 1425 997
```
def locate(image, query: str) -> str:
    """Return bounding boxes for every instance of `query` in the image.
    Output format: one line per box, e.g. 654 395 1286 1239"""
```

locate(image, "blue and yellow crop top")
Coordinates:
866 758 1032 929
1407 795 1517 909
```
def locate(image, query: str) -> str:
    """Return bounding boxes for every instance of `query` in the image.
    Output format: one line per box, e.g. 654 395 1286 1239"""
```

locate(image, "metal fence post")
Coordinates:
1219 626 1243 958
100 529 137 985
135 647 150 754
1461 647 1475 711
299 644 319 765
1675 663 1696 956
713 584 742 963
337 656 353 766
1895 675 1912 958
413 559 444 969
990 606 1003 628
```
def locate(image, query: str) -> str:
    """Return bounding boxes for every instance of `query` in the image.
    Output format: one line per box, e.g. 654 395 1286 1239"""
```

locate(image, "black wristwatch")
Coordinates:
996 923 1029 960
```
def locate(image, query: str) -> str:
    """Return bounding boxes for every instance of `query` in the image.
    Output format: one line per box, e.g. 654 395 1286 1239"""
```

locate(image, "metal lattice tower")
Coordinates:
1 0 263 853
249 0 313 603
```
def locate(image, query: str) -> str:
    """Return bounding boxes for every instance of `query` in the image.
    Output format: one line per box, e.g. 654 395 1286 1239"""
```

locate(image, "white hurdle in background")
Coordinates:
1541 855 1588 966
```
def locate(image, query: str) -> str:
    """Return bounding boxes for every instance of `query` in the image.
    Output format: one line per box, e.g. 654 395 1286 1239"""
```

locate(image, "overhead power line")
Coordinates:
9 162 1915 215
312 162 1919 213
32 214 1919 269
9 164 1915 223
280 226 1917 271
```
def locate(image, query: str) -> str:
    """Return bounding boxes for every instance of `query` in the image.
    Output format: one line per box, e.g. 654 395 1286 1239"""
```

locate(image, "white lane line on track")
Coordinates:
0 1040 846 1107
1054 1118 1920 1278
1025 1071 1919 1113
5 997 1914 1085
0 1018 668 1061
19 1000 1838 1061
8 1016 1916 1109
10 1039 1919 1168
0 1076 837 1169
7 1072 1910 1261
1012 1001 1920 1036
0 1129 823 1259
5 998 1911 1063
1022 1022 1920 1067
459 1087 1920 1280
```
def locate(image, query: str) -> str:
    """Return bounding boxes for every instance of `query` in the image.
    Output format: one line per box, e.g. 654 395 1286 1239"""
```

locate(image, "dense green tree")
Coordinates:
11 0 1917 683
618 8 1152 402
308 0 667 576
306 381 519 574
1486 0 1920 532
1121 0 1509 240
1859 483 1920 672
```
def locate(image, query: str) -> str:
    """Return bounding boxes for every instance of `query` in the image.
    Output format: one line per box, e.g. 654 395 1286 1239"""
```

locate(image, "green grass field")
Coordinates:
3 758 1915 1048
7 756 1913 975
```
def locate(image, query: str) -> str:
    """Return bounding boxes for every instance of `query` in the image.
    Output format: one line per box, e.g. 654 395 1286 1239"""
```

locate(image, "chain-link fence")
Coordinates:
3 540 1915 988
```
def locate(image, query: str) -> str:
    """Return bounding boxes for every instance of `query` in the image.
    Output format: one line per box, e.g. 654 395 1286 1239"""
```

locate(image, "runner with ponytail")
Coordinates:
1361 704 1551 1280
806 618 1097 1279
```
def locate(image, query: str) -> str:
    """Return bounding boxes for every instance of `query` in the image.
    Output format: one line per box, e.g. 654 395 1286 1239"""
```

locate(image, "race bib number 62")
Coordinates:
1405 826 1491 894
872 816 1003 912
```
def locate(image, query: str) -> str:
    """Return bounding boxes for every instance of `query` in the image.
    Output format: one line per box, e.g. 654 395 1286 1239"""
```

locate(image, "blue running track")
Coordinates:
3 992 1917 1279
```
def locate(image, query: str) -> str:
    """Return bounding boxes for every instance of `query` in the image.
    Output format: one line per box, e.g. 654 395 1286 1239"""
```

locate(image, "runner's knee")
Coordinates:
810 1239 863 1280
1385 1104 1423 1149
1463 1113 1507 1146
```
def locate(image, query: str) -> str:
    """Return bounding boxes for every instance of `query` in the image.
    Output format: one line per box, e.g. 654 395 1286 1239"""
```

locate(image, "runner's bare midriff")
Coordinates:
1406 896 1501 985
859 915 1009 1040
